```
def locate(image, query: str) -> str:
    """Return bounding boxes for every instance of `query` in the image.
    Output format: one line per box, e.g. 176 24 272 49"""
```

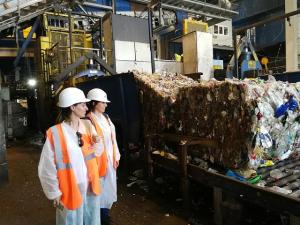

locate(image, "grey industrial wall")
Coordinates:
0 86 8 185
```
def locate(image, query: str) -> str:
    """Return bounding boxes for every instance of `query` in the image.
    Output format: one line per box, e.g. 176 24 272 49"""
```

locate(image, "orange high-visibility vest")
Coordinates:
87 113 118 172
47 122 101 210
47 124 82 210
80 119 101 195
86 112 108 177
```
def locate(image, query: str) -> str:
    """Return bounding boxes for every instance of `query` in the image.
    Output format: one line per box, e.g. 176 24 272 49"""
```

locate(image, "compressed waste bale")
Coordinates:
133 71 300 169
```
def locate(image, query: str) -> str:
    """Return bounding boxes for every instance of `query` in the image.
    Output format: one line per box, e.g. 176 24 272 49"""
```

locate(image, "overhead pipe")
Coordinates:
82 1 112 11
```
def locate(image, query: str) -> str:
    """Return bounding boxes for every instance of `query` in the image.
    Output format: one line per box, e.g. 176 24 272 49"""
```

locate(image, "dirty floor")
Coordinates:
0 141 286 225
0 141 189 225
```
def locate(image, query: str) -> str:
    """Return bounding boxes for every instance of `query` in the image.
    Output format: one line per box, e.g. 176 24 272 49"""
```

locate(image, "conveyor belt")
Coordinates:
257 157 300 199
151 153 300 216
147 134 300 217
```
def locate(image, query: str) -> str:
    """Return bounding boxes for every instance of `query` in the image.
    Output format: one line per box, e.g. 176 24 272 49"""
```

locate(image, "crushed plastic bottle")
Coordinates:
258 126 272 148
270 169 285 179
256 180 267 187
292 128 300 154
270 186 292 195
274 94 299 118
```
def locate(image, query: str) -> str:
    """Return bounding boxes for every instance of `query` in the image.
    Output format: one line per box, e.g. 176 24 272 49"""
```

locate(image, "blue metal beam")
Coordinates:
13 16 40 67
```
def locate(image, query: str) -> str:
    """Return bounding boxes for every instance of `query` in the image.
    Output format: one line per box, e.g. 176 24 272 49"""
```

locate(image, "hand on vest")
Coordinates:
92 135 100 143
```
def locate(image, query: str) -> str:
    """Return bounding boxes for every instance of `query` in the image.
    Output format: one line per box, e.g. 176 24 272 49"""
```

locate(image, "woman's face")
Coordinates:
95 101 107 113
71 102 88 118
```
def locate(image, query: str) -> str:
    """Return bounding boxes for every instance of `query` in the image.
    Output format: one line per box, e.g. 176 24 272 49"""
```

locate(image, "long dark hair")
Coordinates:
56 103 80 123
87 100 99 114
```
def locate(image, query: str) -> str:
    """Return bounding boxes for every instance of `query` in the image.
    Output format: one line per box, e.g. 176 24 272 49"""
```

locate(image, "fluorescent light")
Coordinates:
27 79 37 87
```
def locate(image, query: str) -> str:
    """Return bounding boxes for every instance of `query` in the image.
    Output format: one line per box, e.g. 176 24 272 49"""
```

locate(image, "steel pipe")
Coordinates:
82 1 112 11
234 8 300 33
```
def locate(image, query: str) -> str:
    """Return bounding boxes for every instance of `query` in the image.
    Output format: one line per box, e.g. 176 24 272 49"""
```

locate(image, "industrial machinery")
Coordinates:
226 35 262 79
182 18 208 35
152 9 177 33
37 12 93 81
35 12 103 131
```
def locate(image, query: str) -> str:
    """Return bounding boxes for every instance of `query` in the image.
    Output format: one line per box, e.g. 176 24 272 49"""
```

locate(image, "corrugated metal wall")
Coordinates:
234 0 284 19
255 16 284 49
233 0 285 49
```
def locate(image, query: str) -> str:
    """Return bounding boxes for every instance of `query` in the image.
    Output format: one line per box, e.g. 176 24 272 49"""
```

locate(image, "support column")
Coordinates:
0 71 8 185
214 187 223 225
285 0 298 72
179 144 189 214
148 8 155 73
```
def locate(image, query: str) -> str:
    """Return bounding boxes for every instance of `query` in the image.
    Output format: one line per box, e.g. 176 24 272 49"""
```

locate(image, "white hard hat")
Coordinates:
57 87 90 108
87 88 111 103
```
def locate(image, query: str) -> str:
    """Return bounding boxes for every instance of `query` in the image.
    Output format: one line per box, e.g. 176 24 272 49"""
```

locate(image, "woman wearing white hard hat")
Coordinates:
38 87 101 225
86 88 120 225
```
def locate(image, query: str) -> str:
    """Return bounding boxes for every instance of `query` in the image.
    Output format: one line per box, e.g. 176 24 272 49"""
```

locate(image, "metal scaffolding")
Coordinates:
0 0 55 32
132 0 238 24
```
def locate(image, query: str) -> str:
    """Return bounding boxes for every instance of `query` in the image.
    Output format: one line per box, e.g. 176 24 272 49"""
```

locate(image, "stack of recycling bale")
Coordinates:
134 72 197 135
134 71 300 169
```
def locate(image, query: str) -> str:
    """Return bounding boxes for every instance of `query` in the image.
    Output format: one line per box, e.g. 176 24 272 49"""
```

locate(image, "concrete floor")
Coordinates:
0 141 188 225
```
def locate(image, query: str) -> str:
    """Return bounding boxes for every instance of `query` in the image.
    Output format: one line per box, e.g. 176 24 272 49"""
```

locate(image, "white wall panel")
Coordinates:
135 42 151 62
114 40 135 61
